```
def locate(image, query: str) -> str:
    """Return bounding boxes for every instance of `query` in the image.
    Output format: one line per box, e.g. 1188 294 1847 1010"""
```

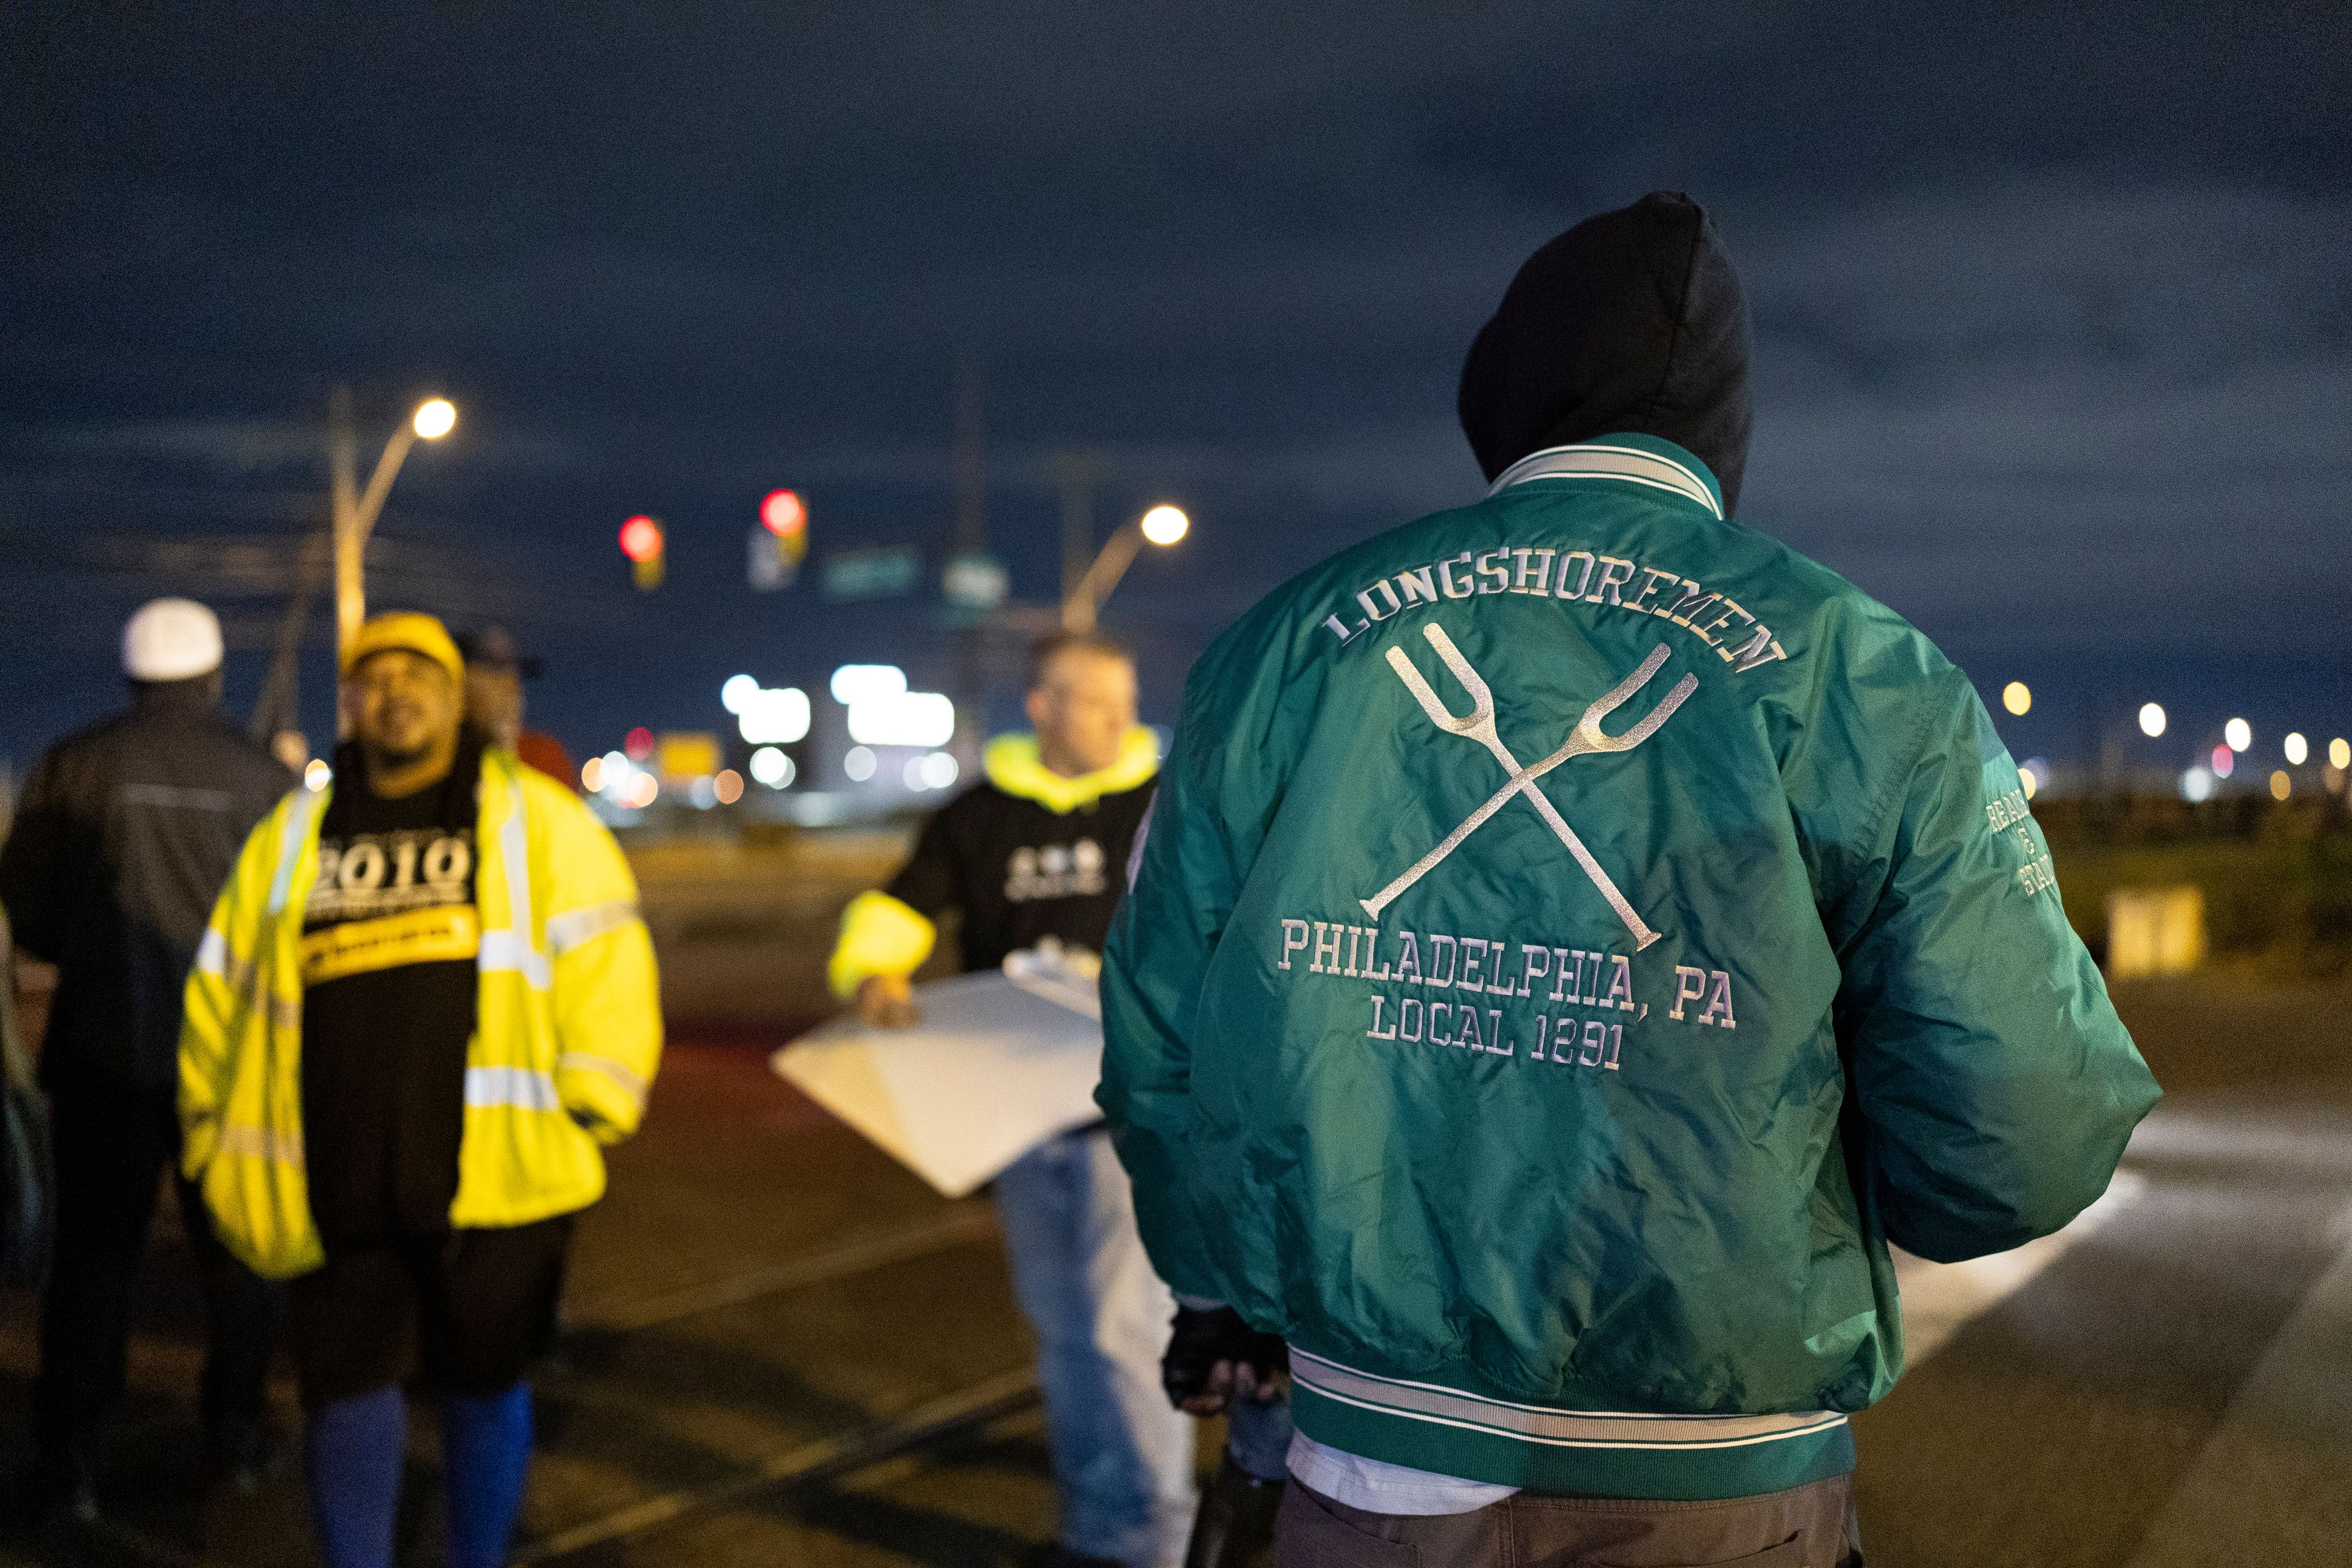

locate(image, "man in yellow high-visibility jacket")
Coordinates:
179 611 659 1568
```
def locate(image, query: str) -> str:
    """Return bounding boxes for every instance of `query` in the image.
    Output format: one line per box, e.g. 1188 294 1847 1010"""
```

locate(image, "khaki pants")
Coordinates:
1275 1473 1861 1568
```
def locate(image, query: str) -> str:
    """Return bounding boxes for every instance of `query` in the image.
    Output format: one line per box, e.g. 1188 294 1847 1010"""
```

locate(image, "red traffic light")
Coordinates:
760 489 806 537
619 514 665 562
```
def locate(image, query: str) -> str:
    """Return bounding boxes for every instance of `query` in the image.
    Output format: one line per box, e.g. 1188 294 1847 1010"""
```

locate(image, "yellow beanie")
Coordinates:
342 611 464 687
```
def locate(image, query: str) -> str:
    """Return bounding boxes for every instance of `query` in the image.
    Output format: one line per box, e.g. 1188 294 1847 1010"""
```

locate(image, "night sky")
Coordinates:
4 4 2346 783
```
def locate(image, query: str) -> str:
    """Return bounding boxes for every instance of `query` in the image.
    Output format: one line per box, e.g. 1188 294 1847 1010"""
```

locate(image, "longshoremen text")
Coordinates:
1321 545 1787 674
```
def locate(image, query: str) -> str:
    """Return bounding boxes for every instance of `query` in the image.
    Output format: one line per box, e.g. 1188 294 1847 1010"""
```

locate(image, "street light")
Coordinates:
334 393 459 660
1140 505 1189 546
1061 503 1190 633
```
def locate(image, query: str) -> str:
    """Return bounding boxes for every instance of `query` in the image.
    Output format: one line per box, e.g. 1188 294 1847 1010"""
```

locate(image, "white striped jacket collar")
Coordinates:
1486 440 1724 520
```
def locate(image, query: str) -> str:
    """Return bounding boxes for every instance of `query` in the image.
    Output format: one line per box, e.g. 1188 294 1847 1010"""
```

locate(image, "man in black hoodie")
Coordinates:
1133 194 1871 1567
1 599 291 1519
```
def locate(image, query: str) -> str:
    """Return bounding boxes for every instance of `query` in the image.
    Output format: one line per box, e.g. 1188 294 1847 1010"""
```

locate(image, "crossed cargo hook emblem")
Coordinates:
1361 625 1697 951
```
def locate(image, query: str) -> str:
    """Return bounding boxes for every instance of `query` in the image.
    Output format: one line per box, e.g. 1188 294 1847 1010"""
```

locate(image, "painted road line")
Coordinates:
514 1366 1039 1563
2120 1202 2352 1566
571 1204 1000 1333
1891 1167 2146 1367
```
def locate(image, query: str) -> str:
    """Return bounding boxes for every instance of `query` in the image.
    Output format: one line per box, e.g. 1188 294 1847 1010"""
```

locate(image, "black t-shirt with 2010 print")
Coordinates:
300 737 482 1243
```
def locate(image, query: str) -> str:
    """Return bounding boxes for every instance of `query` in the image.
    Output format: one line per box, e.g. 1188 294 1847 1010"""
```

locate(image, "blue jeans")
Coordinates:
995 1129 1197 1567
1227 1387 1294 1482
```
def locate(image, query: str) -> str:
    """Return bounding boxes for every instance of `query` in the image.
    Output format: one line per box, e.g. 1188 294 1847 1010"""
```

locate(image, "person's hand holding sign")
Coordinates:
855 974 919 1029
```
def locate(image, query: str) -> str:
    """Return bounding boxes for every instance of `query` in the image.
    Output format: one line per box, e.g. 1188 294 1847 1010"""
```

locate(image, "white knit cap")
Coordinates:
122 598 224 681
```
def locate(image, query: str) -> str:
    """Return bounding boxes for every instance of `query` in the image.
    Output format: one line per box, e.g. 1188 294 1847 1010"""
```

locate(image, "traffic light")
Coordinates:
751 489 809 591
619 514 665 590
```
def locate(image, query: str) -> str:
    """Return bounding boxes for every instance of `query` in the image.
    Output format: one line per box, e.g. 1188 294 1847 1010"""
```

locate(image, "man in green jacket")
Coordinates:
1099 192 2159 1566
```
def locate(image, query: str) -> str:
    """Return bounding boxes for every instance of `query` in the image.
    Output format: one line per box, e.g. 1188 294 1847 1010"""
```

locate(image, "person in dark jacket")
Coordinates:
455 625 577 791
0 598 293 1520
826 634 1194 1568
1104 193 2158 1567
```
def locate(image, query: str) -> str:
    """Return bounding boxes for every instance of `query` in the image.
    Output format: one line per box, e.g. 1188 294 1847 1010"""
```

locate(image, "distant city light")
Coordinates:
688 776 717 809
2283 732 2309 766
843 745 878 782
919 752 960 790
737 685 811 745
749 747 794 788
721 674 760 714
846 691 956 748
2211 745 2234 779
304 758 331 791
902 757 932 791
1140 505 1190 547
412 399 456 439
713 769 744 805
2017 766 2037 801
624 726 655 761
2225 717 2252 752
2180 767 2217 804
2138 703 2166 739
2270 771 2291 802
623 772 659 809
2002 682 2031 717
2333 738 2351 771
830 665 907 706
581 756 606 792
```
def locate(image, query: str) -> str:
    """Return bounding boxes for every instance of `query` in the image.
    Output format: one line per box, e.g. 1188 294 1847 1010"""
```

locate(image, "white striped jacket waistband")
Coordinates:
1291 1349 1847 1452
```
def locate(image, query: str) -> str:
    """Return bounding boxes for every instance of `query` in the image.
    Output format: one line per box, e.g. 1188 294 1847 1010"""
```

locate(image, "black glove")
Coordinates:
1163 1305 1287 1411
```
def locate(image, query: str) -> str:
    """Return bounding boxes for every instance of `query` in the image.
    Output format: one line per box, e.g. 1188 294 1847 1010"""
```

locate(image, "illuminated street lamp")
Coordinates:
1062 503 1191 633
2002 682 2031 717
334 394 458 660
2225 717 2252 752
2138 703 2166 739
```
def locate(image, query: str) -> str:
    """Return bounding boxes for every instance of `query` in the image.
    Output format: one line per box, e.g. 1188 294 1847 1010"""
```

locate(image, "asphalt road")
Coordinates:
0 971 2345 1567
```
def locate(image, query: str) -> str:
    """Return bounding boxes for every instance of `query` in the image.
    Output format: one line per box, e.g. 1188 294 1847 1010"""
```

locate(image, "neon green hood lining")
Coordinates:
982 728 1158 814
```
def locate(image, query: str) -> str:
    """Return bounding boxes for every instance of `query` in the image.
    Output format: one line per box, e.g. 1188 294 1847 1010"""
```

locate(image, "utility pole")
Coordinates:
330 384 360 658
952 356 987 555
951 356 987 771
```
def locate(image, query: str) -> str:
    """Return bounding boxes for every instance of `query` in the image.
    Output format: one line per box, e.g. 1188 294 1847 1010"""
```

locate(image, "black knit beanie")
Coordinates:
1458 191 1752 515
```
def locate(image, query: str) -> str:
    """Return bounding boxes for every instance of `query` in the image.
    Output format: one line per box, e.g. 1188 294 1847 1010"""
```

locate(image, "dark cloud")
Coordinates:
2 2 2345 766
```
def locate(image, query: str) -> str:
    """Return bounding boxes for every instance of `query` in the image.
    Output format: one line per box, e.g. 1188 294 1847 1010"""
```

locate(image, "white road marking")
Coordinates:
1893 1168 2146 1368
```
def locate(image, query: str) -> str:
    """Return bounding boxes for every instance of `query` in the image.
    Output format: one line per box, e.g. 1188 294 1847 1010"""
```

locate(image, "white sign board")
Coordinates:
771 962 1105 1199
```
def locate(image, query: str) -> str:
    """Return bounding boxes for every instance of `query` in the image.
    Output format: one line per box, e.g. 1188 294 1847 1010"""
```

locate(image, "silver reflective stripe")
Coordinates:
198 925 257 991
216 1125 306 1166
267 789 326 914
478 773 552 989
545 900 638 957
477 932 552 989
464 1065 562 1112
501 796 533 942
1289 1350 1847 1452
1487 443 1724 519
557 1050 647 1103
